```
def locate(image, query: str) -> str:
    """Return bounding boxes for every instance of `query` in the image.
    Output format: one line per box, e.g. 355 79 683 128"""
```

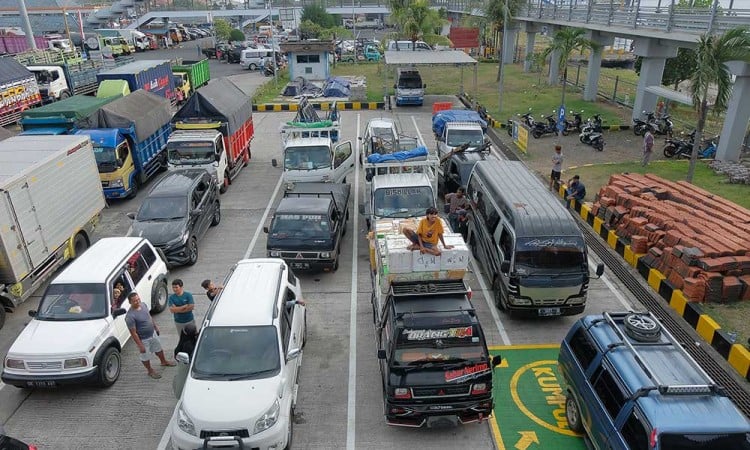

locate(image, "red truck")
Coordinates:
0 58 42 127
166 77 253 192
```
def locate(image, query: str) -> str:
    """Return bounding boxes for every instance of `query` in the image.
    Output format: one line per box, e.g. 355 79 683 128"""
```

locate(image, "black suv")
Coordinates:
127 169 220 266
376 280 502 427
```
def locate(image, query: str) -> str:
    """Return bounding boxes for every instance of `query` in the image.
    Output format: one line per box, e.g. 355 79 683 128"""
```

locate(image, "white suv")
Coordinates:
171 258 306 450
2 237 169 388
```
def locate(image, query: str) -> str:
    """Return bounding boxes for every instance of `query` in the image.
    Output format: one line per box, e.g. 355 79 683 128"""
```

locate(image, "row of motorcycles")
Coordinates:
508 110 605 151
663 130 718 159
633 111 674 137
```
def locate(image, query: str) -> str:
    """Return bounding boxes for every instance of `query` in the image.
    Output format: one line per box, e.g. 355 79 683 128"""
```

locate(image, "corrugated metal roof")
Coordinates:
0 13 82 35
384 50 477 66
472 160 581 238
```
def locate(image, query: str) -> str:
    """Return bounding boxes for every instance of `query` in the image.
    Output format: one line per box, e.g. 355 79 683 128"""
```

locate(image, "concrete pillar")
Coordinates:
524 32 536 72
632 38 678 121
584 32 613 101
716 61 750 161
548 49 561 85
502 26 518 64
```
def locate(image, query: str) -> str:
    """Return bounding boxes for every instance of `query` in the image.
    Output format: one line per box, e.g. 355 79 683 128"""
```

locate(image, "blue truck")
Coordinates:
95 59 176 103
76 89 172 199
19 94 121 135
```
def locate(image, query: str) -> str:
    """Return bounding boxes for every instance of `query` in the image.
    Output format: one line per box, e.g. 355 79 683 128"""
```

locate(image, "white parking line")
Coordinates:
346 114 361 450
0 380 6 392
470 259 512 346
156 174 285 450
591 257 633 310
411 115 425 146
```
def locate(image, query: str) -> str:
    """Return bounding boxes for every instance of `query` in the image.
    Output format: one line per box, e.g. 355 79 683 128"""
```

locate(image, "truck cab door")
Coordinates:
215 137 228 189
117 140 136 185
333 141 354 183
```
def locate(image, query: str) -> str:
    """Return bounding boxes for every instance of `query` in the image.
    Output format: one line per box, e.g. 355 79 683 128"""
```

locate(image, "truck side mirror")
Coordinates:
423 84 427 88
594 262 605 278
176 352 190 365
492 355 503 367
393 84 397 89
377 349 386 359
28 310 37 318
126 212 136 220
365 172 373 182
263 226 269 233
500 261 510 274
112 308 126 318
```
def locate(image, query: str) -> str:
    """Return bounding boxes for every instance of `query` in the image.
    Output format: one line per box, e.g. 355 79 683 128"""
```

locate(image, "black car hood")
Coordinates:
129 219 187 245
267 236 333 251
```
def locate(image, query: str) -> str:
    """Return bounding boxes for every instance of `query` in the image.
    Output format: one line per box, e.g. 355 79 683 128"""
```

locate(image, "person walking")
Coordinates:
168 279 195 333
642 129 654 166
550 145 564 191
444 187 469 232
125 292 175 379
566 175 586 208
201 279 223 302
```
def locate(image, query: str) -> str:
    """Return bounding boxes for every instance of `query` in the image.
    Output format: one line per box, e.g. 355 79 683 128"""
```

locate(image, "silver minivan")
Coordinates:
240 48 273 70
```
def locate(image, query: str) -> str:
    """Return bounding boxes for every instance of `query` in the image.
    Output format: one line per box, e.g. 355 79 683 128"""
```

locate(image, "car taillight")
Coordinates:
471 383 488 395
466 288 472 301
28 446 38 450
649 428 657 448
394 388 411 399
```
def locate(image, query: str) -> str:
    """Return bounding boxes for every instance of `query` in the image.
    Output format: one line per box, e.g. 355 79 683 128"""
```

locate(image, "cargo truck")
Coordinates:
0 58 42 127
171 58 210 103
77 90 172 200
20 94 121 135
0 35 76 56
368 215 501 427
0 135 105 330
27 59 104 102
168 78 253 193
96 59 176 102
95 29 150 52
432 109 488 158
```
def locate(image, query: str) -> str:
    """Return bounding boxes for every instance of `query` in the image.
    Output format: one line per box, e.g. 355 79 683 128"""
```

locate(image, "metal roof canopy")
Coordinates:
644 85 693 105
382 51 479 108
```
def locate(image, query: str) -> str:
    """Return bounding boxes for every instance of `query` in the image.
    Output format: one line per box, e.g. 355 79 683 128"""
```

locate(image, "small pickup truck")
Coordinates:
264 183 350 272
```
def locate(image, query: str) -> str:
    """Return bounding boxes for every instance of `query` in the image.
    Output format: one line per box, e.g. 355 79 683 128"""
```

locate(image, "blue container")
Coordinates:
96 59 176 101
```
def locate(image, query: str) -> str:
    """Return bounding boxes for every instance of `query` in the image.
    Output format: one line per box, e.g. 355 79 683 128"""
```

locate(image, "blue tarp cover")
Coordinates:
322 77 351 98
366 146 428 163
432 109 487 136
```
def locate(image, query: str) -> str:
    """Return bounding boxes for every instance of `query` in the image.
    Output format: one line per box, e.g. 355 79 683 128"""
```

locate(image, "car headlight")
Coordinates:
177 406 197 436
64 357 88 369
269 250 281 257
111 178 124 188
568 297 585 305
165 231 190 249
509 295 531 306
320 252 330 258
5 358 24 369
253 399 280 435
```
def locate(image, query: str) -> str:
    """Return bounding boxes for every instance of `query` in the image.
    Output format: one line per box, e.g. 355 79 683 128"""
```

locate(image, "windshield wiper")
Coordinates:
380 209 413 218
227 368 277 380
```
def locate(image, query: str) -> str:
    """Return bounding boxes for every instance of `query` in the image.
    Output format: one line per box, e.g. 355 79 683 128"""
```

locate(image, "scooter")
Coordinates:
579 115 603 145
520 112 535 129
531 114 558 138
561 110 584 136
664 131 718 159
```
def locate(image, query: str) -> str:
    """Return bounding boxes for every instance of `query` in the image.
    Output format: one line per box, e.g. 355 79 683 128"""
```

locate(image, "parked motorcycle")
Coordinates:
561 110 584 136
580 116 605 151
531 114 558 138
663 131 718 159
520 112 535 128
634 111 673 137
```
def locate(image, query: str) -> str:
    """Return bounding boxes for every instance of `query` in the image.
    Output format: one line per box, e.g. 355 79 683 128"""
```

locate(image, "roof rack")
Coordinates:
390 280 468 298
597 311 719 397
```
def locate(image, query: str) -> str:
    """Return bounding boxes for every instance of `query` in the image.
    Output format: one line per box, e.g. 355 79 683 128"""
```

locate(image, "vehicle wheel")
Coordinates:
73 232 89 258
507 125 513 137
532 129 542 139
210 202 221 226
332 257 339 272
561 128 570 136
0 307 6 331
243 149 250 166
624 313 661 342
249 63 257 70
302 313 307 348
634 125 645 137
342 177 346 184
371 293 378 324
663 145 676 158
97 347 121 387
219 177 228 194
187 237 198 266
59 91 70 100
594 141 604 152
284 408 294 450
565 393 583 433
150 280 168 313
127 178 139 199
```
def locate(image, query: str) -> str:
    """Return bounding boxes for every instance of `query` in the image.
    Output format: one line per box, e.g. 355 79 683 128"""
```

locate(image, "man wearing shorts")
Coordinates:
125 292 175 379
550 145 563 191
402 207 454 256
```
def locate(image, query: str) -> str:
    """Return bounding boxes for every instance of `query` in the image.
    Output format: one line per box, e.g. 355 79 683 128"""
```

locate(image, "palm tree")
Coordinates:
484 0 520 82
542 27 600 112
686 27 750 182
387 0 444 49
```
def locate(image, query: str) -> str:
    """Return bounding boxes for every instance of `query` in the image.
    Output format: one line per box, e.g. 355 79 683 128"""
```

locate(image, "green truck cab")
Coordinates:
171 59 210 104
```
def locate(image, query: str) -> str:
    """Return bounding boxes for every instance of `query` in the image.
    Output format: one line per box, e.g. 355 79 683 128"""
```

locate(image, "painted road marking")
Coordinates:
489 345 585 450
346 114 361 450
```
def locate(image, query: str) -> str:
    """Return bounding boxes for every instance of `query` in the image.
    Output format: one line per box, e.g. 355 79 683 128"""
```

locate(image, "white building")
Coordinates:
281 40 335 81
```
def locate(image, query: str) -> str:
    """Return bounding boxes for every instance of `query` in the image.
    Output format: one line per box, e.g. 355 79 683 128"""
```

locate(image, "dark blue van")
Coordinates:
559 311 750 450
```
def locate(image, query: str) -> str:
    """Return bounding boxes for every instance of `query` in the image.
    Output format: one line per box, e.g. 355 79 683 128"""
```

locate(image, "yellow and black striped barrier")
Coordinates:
253 101 384 112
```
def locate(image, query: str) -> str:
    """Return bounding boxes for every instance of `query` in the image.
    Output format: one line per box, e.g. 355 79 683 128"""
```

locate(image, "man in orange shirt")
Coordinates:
403 207 454 256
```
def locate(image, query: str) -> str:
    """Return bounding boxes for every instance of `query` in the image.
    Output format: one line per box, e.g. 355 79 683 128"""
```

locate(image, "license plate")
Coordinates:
291 262 310 269
539 307 561 317
27 380 56 388
428 405 453 411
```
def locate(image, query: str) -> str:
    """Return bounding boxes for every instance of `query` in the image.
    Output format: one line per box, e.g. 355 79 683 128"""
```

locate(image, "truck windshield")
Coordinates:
271 214 330 238
284 146 331 170
374 187 434 218
447 129 484 147
36 283 108 321
167 141 215 165
93 145 119 173
514 237 586 272
192 326 280 380
660 433 750 450
398 77 422 89
137 196 187 221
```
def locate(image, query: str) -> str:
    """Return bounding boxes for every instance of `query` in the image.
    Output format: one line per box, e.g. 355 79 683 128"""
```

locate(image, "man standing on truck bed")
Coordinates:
403 207 453 256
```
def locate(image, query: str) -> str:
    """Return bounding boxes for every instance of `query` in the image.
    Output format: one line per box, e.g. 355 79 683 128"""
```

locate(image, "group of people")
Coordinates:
549 144 587 208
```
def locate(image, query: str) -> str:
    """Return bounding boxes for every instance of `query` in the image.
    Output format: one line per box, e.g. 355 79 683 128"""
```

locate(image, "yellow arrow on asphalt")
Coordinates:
496 358 509 368
514 431 539 450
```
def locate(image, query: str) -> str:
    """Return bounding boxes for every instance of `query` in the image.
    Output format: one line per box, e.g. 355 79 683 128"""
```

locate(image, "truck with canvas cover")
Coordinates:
171 59 210 103
368 215 501 427
0 58 42 127
95 79 130 99
96 59 176 102
20 94 121 135
76 90 172 200
280 98 354 185
265 182 350 272
168 77 254 193
26 59 104 103
432 109 487 158
0 135 105 330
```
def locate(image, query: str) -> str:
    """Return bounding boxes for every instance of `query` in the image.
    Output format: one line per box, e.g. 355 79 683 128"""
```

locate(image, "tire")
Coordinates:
302 313 307 348
332 257 339 272
371 292 378 324
97 347 121 387
565 393 583 433
219 176 228 194
150 280 168 313
579 135 586 144
187 237 198 266
210 202 221 226
72 232 88 258
663 145 676 158
506 125 513 137
624 313 661 342
561 128 570 136
532 129 542 139
284 408 294 450
249 63 257 70
59 91 70 100
0 306 6 331
126 178 139 199
634 125 646 137
594 140 604 152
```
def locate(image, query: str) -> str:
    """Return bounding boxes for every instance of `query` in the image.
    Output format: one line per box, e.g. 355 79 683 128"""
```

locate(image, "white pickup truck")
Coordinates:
432 109 488 158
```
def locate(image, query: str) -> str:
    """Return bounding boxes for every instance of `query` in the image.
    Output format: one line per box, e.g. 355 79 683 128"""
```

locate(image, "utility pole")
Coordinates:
18 0 37 50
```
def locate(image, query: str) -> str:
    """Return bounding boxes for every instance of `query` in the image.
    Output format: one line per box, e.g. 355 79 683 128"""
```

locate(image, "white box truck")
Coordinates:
0 135 105 329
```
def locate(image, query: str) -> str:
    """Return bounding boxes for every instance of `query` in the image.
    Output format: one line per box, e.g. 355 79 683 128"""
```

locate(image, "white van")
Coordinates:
171 258 306 450
387 40 432 51
240 48 273 70
1 237 169 388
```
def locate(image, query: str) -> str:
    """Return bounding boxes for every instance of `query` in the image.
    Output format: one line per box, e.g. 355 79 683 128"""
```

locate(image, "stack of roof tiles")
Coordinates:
591 173 750 303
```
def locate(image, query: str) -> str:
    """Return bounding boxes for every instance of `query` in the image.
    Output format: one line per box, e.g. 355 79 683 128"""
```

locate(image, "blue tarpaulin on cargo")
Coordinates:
366 146 428 163
432 109 487 136
322 77 351 98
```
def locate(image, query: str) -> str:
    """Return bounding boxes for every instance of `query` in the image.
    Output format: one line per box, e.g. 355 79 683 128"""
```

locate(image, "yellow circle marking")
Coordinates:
509 359 580 437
